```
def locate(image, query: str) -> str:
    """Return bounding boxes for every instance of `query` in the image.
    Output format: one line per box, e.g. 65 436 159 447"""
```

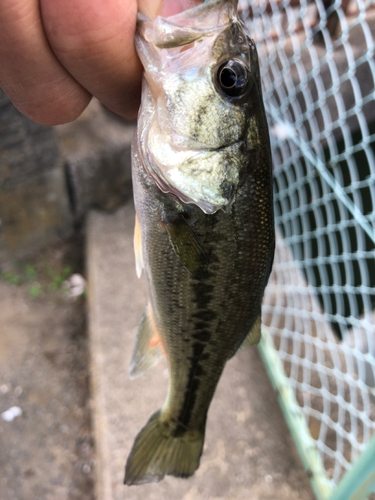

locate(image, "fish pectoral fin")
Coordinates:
129 305 164 379
134 213 144 279
163 216 208 279
241 312 262 348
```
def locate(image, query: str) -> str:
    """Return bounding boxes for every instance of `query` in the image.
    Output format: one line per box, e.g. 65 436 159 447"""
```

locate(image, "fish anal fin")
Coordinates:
163 216 208 279
241 312 262 348
134 213 144 279
129 304 164 379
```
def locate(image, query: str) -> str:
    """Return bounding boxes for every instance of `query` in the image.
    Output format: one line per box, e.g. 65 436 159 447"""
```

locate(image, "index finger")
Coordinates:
40 0 161 120
40 0 202 120
0 0 91 125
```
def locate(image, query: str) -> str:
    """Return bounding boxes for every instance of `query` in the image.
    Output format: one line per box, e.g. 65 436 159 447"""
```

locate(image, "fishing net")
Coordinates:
239 0 375 493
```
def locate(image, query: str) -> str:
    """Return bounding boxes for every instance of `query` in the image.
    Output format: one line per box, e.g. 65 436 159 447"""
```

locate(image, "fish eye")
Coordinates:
217 59 249 98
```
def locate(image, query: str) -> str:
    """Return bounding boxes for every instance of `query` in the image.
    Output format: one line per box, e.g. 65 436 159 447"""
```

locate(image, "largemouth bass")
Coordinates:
125 0 275 485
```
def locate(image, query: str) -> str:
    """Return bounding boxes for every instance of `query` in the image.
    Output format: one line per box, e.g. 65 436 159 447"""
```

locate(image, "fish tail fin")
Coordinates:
124 410 204 485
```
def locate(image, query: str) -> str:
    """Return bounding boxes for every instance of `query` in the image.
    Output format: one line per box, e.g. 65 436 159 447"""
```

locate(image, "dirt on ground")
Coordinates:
0 232 95 500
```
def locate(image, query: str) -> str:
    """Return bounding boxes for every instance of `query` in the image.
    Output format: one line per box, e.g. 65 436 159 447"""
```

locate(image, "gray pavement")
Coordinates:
87 202 315 500
0 247 94 500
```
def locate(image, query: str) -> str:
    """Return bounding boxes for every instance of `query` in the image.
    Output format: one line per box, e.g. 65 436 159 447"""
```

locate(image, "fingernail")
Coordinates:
160 0 201 17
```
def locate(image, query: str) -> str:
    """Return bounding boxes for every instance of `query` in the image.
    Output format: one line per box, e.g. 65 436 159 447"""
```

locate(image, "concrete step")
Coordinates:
86 202 315 500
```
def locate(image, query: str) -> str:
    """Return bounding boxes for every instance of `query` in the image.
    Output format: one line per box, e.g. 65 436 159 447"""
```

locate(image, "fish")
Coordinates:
125 0 275 486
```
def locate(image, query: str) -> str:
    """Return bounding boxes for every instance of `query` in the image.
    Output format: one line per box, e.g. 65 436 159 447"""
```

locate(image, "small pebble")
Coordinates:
63 274 86 298
14 386 23 397
2 406 22 422
265 474 273 483
82 464 91 474
0 385 9 394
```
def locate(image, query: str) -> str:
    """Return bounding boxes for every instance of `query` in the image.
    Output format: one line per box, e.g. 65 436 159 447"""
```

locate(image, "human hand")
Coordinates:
0 0 199 125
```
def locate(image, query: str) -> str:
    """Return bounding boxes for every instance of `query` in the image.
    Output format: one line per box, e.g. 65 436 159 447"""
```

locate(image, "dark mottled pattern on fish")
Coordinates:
132 75 274 436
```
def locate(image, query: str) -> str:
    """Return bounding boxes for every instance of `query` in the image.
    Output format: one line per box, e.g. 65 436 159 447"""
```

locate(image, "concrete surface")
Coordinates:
0 166 73 264
57 101 135 219
0 239 94 500
0 95 135 265
87 202 315 500
0 89 72 264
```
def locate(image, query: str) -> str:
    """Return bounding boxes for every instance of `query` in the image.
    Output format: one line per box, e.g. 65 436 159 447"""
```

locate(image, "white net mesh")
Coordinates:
239 0 375 489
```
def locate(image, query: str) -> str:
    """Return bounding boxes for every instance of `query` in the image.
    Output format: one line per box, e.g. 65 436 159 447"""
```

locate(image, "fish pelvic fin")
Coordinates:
163 216 208 280
124 410 204 485
241 311 262 348
134 213 144 279
129 305 164 379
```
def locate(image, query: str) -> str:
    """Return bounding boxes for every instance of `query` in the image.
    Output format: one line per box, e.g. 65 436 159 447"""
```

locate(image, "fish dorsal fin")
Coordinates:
163 216 208 279
241 311 262 348
129 305 164 379
134 214 144 279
